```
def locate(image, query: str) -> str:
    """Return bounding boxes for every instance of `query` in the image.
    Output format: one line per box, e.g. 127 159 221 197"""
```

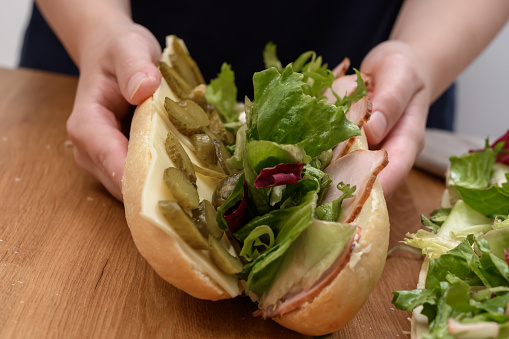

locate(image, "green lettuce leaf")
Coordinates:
205 63 238 123
437 200 493 240
262 42 282 70
291 51 335 99
449 141 509 217
261 220 357 307
453 184 509 217
248 65 360 157
403 229 460 260
239 225 275 262
334 69 367 108
234 179 319 294
315 182 356 222
243 140 309 214
449 145 497 189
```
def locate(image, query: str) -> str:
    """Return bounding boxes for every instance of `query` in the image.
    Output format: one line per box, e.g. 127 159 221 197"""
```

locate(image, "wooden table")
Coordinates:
0 67 446 338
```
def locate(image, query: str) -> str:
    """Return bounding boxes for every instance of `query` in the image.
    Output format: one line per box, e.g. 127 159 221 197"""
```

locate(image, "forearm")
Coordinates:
35 0 132 68
390 0 509 103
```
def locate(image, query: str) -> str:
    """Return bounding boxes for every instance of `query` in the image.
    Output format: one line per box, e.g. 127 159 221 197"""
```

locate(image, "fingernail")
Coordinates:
367 111 387 143
127 72 147 100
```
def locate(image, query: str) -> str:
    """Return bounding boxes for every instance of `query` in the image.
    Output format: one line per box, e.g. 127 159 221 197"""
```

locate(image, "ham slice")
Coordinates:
332 97 372 159
323 149 388 223
332 57 351 78
254 226 361 319
331 66 371 100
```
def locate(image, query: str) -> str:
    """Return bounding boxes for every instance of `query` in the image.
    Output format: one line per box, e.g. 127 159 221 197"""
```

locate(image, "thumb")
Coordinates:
112 26 162 105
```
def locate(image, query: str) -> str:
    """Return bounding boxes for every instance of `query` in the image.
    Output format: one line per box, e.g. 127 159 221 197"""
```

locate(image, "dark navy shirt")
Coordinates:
19 1 454 130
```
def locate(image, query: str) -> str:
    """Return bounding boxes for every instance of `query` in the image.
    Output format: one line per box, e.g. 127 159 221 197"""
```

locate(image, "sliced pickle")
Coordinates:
158 200 208 250
180 99 209 126
164 97 209 136
192 200 224 240
214 139 232 175
208 110 234 145
158 61 192 100
170 37 205 86
189 134 217 166
163 167 200 211
211 173 242 209
187 84 208 110
193 164 227 180
165 130 197 185
208 236 243 275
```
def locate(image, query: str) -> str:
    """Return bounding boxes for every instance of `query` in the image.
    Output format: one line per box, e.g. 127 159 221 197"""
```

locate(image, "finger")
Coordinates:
376 88 428 198
68 106 127 201
360 49 425 146
67 73 131 201
110 25 162 105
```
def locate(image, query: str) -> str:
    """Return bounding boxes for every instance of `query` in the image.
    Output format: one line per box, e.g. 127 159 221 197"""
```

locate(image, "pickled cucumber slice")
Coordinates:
193 164 228 180
211 173 242 209
165 130 197 185
187 84 208 110
208 110 234 145
163 167 200 211
192 200 224 240
170 37 206 87
158 61 192 100
214 139 232 176
190 133 217 166
208 236 243 274
164 97 209 136
158 200 208 250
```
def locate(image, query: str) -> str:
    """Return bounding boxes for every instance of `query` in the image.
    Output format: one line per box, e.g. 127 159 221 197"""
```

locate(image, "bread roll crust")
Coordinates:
123 97 230 300
274 179 389 335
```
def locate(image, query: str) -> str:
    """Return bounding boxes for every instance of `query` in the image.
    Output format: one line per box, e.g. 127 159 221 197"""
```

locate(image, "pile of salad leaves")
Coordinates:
205 44 366 298
392 130 509 338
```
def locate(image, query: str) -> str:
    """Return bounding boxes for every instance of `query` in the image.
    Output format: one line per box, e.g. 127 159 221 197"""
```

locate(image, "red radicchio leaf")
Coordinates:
504 249 509 268
254 163 306 189
223 179 248 233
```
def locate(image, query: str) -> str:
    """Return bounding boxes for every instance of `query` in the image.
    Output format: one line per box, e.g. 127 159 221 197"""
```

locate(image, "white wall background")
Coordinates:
0 1 507 142
456 23 509 142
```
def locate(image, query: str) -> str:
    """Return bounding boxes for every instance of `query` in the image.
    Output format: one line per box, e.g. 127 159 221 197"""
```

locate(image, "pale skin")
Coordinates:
35 0 509 201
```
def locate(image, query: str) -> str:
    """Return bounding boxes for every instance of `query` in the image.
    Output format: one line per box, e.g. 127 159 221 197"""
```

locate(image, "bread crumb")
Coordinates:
14 178 21 182
87 197 94 201
64 140 73 147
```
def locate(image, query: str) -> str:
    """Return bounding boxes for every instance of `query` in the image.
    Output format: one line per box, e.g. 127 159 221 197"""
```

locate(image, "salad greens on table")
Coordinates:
392 130 509 338
205 44 366 299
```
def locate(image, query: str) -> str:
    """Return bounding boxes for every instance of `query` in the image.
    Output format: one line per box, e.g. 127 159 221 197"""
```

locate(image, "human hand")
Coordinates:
358 40 431 198
66 22 162 201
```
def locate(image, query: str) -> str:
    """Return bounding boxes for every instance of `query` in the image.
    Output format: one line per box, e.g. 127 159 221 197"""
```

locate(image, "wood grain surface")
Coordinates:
0 67 446 338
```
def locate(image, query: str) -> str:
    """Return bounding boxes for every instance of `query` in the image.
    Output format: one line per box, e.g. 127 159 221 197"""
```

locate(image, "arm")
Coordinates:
358 0 509 197
35 0 162 200
391 0 509 102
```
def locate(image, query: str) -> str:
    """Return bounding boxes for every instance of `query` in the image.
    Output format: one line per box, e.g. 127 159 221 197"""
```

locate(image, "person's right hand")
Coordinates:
66 22 162 201
359 41 430 199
